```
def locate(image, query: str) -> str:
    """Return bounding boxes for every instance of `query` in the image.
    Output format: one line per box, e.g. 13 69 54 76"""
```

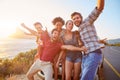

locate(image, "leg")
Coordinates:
27 70 40 80
73 62 81 80
42 63 53 80
26 59 42 80
81 53 102 80
65 60 74 80
62 59 65 80
53 53 59 80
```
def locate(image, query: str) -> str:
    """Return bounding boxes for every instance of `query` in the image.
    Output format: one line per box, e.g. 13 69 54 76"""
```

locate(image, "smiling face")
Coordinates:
54 21 63 30
72 14 82 27
52 17 65 31
65 20 73 31
34 22 43 32
71 12 82 27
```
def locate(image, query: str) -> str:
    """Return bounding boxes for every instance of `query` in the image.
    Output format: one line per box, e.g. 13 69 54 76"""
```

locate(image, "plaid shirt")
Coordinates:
78 8 104 53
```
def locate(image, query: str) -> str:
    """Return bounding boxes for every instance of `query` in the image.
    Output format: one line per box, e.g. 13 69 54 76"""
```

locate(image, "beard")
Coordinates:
74 21 82 27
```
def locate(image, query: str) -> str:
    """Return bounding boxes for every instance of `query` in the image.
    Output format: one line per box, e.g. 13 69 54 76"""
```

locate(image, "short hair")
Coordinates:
34 22 42 26
52 17 65 25
51 28 59 34
34 22 43 28
71 12 83 20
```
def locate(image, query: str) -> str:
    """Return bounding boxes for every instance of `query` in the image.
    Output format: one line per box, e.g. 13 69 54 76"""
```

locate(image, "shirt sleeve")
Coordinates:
84 7 102 25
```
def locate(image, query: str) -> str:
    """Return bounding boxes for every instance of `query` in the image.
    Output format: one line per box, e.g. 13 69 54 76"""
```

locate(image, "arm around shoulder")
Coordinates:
61 45 87 52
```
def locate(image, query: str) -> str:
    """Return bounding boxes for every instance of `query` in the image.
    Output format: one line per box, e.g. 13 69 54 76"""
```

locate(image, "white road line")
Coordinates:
109 47 120 54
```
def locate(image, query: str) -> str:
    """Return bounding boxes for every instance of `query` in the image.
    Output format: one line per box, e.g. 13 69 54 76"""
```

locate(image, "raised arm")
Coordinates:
97 0 104 11
21 23 38 36
84 0 105 25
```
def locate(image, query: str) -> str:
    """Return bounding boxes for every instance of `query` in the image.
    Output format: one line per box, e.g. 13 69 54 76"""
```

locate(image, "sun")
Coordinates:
0 30 14 38
0 21 18 38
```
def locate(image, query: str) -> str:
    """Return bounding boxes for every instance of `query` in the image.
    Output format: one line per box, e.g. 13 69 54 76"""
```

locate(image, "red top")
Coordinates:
40 32 62 62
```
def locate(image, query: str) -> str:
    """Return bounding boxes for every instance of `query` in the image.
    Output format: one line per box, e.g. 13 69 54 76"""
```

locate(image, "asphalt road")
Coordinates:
102 46 120 80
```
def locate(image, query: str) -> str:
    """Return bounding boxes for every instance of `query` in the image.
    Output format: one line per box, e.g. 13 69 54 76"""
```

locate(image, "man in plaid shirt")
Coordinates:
71 0 105 80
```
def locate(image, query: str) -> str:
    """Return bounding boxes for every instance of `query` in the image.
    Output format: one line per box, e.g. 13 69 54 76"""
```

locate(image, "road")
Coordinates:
102 46 120 80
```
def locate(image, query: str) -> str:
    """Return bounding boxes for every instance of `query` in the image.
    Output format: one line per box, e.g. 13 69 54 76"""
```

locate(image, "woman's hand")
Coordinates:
80 46 87 52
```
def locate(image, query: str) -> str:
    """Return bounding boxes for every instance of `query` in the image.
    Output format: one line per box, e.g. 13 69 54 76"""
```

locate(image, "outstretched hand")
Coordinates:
99 38 107 44
21 23 26 28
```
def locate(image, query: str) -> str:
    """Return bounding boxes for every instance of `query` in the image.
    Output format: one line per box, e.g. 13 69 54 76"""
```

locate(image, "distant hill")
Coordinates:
9 27 35 39
108 38 120 44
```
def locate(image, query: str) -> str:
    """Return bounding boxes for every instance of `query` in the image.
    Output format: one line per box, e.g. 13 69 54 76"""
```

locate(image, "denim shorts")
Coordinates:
66 56 81 63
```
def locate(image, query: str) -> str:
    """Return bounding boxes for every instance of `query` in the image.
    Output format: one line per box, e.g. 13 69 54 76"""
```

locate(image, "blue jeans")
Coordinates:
80 49 102 80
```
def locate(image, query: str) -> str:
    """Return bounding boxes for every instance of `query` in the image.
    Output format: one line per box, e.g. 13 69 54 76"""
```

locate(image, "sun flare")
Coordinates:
0 21 18 38
0 30 14 38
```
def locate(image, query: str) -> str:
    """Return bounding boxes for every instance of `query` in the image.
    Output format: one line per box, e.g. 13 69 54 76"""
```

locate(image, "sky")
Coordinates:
0 0 120 39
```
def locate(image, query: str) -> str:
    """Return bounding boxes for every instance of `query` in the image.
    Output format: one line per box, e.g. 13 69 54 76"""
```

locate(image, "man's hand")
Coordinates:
34 53 40 61
97 0 104 11
99 38 107 44
56 61 60 68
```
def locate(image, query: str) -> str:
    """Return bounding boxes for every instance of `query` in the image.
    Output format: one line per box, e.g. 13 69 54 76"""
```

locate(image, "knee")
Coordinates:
73 75 79 80
66 75 71 80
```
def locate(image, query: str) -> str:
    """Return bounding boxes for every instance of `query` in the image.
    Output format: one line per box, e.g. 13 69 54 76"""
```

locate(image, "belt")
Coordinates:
91 49 102 54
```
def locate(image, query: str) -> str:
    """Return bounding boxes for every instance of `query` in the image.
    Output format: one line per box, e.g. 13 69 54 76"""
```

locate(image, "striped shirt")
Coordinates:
78 8 104 53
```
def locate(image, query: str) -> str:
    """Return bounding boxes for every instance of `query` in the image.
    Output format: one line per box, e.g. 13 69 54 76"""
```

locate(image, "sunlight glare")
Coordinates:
0 21 18 38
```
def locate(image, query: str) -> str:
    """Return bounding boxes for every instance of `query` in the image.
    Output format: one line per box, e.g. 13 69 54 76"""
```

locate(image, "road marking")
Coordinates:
110 47 120 54
104 58 120 78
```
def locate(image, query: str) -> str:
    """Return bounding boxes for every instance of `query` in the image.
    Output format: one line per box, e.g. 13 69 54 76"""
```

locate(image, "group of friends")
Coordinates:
21 0 105 80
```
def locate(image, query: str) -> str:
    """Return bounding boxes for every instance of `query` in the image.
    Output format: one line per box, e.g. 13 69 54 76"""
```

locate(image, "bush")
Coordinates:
107 43 120 47
0 59 12 77
0 49 37 78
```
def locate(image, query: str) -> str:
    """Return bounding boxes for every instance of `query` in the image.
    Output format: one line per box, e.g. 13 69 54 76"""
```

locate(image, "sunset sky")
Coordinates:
0 0 120 39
